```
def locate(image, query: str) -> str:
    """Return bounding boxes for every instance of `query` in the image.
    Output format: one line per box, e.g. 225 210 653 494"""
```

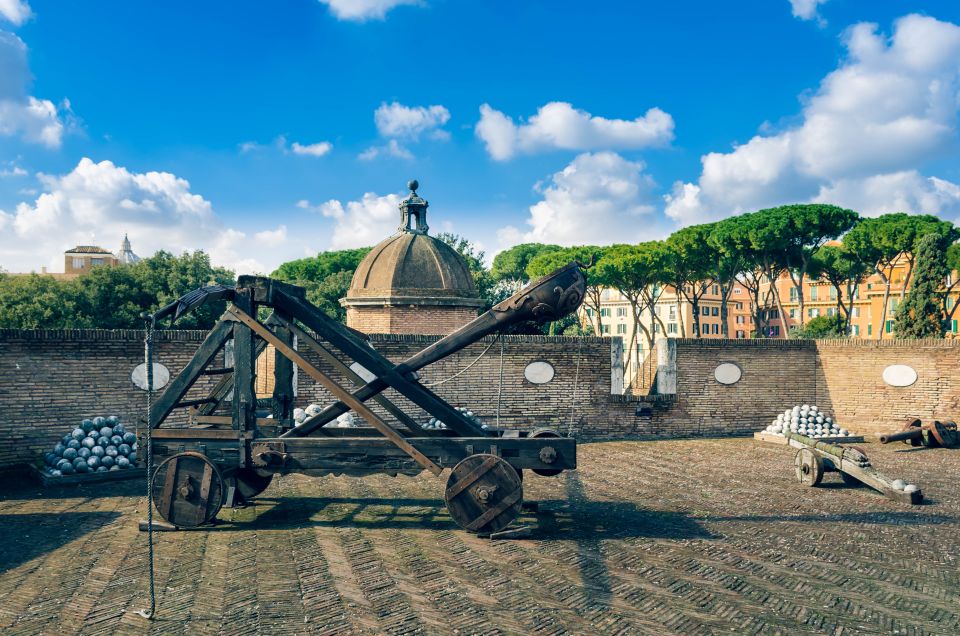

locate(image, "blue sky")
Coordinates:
2 0 960 274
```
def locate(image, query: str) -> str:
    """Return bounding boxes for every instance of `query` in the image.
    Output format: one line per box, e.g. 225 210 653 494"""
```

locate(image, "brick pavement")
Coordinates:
1 439 957 635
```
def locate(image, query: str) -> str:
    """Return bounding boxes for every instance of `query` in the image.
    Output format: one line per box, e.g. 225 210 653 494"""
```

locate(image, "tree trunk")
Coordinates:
899 256 915 301
768 271 789 337
676 295 686 337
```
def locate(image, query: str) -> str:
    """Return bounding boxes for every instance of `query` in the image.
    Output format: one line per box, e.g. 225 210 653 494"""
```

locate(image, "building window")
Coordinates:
790 308 797 319
585 308 594 317
600 308 611 317
655 305 662 316
810 287 818 301
616 307 627 317
72 257 84 269
667 323 678 334
947 297 956 310
808 308 820 318
91 258 105 266
770 325 780 336
668 306 676 320
888 298 899 313
769 309 779 319
886 320 894 334
830 287 838 300
601 324 610 334
953 319 958 333
867 283 873 290
851 307 860 318
852 325 860 335
734 287 742 295
736 315 745 324
735 330 745 338
827 307 837 317
789 287 798 302
867 324 873 336
712 284 719 295
654 323 660 334
713 324 720 335
735 302 743 310
711 307 719 316
616 324 627 334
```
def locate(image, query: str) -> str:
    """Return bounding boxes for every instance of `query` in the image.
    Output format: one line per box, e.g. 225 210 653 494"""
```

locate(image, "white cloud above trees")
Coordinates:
497 152 665 247
0 30 65 148
311 192 403 249
789 0 828 22
318 0 419 22
0 0 32 26
665 14 960 225
361 102 449 160
476 102 674 161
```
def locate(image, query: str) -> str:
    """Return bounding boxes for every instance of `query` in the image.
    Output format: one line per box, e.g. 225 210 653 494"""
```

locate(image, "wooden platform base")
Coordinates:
754 431 865 445
31 464 145 487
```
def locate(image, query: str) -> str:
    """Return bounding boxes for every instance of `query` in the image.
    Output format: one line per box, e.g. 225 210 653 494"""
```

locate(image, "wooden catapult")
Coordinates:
139 262 586 535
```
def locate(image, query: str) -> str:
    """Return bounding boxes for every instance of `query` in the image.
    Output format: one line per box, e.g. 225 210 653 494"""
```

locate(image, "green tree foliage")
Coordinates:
845 214 958 339
664 225 716 338
707 218 749 338
944 242 960 326
894 233 950 338
791 315 845 339
435 232 494 307
0 250 234 329
490 243 563 282
809 245 869 334
271 247 372 321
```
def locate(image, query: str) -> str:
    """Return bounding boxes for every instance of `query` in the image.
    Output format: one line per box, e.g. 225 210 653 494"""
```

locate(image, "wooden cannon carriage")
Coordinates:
139 262 586 534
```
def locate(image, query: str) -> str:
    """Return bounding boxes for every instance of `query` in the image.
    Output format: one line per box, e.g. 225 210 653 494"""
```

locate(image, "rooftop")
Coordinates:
64 245 114 255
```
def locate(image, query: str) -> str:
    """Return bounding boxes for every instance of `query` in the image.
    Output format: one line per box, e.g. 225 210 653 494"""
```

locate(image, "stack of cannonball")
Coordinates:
764 404 850 439
293 404 358 428
42 416 139 477
424 406 489 431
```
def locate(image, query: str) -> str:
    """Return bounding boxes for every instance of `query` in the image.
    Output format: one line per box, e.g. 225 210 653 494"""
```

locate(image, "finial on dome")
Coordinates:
398 179 429 234
407 179 419 194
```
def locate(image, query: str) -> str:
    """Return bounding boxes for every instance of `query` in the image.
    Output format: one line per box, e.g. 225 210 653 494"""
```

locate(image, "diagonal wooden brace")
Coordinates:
266 313 428 436
225 305 442 476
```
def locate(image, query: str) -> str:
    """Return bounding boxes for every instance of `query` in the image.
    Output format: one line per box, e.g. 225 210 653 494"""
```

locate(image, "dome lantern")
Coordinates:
398 179 429 235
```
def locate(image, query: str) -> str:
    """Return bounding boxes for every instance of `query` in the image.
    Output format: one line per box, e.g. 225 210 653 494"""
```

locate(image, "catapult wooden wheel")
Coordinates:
445 454 523 534
151 452 225 528
228 468 274 502
794 447 824 487
528 428 564 476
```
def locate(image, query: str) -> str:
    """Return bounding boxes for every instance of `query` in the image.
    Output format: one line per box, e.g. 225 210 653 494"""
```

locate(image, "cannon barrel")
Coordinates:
879 428 924 444
284 261 587 437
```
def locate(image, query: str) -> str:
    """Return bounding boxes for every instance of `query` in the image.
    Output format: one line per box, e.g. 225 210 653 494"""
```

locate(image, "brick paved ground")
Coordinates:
1 439 957 635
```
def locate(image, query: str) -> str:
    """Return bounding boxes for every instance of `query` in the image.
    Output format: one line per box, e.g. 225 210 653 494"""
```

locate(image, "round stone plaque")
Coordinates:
882 364 917 387
131 362 171 391
524 360 555 385
714 362 742 385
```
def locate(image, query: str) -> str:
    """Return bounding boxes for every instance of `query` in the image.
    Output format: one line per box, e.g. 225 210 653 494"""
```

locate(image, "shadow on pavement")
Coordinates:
0 511 122 573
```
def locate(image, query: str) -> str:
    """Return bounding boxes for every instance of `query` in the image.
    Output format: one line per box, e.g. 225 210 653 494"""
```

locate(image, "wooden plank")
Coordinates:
271 308 295 422
273 291 486 437
192 416 276 427
466 489 522 532
269 313 427 436
150 320 234 428
161 456 179 519
754 431 865 445
227 306 442 476
150 428 248 440
196 461 213 526
231 290 256 432
266 435 575 472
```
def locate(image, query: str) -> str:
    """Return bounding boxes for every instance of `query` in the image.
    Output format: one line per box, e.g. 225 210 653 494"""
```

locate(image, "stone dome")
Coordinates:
346 231 483 305
342 181 484 335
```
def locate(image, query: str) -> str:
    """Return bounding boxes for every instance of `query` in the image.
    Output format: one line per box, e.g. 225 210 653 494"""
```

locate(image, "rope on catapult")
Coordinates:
134 316 157 620
566 336 583 438
420 332 501 388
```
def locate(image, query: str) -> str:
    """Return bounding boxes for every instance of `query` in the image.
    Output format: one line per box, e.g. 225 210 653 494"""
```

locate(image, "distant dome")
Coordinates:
342 181 484 335
115 233 140 265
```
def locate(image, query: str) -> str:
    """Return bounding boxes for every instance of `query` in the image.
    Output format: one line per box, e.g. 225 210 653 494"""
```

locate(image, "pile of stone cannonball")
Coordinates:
293 404 358 428
424 406 489 431
763 404 850 439
42 416 139 477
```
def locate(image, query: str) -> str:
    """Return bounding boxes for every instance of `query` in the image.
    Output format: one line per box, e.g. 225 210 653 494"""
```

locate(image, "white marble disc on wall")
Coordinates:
131 362 171 391
524 360 555 384
882 364 918 387
714 362 742 385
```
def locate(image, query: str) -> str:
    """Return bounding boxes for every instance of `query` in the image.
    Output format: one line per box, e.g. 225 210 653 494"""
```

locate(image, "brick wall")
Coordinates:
652 338 960 436
346 305 479 336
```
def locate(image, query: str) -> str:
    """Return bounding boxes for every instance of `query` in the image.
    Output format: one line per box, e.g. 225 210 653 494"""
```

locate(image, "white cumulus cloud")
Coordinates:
790 0 828 22
290 141 333 157
315 192 403 249
814 171 960 219
374 101 450 139
498 152 664 247
476 101 675 161
0 0 31 26
665 14 960 225
358 139 413 161
0 157 304 275
318 0 419 21
0 30 65 148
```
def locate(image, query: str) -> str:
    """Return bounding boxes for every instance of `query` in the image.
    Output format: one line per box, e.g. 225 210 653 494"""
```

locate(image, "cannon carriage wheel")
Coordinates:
151 452 226 528
794 448 824 487
444 454 523 534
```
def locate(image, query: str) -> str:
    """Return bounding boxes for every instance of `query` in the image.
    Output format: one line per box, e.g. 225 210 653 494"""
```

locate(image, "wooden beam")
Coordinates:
271 309 295 422
149 319 234 428
273 291 486 438
226 306 442 476
268 313 428 436
231 289 257 432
